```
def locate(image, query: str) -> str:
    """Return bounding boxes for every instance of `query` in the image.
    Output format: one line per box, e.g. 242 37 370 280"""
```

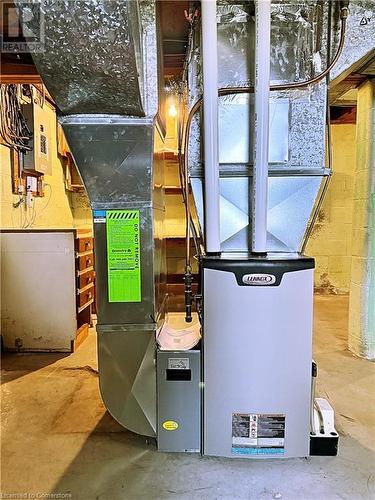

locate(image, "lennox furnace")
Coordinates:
18 0 375 458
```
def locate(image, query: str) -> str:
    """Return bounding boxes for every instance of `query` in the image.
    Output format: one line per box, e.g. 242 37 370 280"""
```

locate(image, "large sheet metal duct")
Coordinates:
17 0 165 437
189 0 330 253
188 0 375 254
16 0 148 116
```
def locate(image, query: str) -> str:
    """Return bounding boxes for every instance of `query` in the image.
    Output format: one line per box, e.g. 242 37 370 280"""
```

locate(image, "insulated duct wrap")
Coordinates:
190 1 329 96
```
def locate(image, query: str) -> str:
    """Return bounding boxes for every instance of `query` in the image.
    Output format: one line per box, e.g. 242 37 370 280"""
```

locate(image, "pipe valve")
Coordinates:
339 0 350 19
184 266 193 323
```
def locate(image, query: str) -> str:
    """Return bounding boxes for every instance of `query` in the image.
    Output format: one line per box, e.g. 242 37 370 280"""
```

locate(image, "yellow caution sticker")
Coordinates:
162 420 179 431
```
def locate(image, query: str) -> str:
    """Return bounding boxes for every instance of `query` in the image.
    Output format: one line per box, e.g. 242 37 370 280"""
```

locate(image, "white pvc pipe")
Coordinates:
201 0 221 254
252 0 271 254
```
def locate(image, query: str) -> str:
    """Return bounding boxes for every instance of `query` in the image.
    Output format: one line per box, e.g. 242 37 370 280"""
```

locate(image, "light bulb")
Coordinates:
168 103 177 118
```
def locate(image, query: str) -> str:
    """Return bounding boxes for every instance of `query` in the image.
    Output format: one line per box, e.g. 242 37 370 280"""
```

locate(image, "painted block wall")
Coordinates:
348 79 375 359
0 101 92 231
306 124 357 294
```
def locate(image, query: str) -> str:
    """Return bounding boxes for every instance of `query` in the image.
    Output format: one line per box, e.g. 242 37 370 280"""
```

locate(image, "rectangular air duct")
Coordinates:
16 0 166 437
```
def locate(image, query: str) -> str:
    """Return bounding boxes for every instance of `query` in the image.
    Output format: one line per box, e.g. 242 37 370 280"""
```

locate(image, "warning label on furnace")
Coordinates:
106 210 141 303
232 413 285 456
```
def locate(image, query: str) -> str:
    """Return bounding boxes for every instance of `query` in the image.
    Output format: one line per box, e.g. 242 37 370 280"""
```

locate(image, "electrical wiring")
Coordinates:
0 84 33 152
23 195 37 229
11 194 24 228
25 183 52 228
37 183 52 216
1 84 43 227
23 205 32 229
21 202 28 229
32 84 45 108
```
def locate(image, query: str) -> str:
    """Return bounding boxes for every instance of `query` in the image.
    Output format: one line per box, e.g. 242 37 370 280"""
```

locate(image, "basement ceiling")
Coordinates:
159 0 190 76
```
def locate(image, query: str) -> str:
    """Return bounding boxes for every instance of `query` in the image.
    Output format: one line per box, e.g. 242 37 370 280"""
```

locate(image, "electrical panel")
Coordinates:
21 88 52 175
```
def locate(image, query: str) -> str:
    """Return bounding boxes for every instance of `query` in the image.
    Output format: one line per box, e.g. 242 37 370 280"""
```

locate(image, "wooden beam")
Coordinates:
164 54 185 65
330 106 357 124
329 49 375 105
0 63 42 84
164 151 178 160
330 49 375 88
329 73 365 105
165 186 182 195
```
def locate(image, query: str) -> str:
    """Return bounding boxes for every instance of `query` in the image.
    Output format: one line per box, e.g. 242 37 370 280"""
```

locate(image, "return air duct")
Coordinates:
16 0 165 437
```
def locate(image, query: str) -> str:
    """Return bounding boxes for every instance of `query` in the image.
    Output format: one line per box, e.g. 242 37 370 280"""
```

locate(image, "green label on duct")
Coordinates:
106 210 141 303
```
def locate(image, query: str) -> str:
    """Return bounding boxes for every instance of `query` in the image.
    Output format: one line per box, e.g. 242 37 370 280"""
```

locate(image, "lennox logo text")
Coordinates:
242 273 276 286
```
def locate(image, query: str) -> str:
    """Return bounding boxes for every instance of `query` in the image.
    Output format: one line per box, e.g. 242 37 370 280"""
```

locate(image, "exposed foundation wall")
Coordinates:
306 124 357 294
0 101 92 231
348 79 375 359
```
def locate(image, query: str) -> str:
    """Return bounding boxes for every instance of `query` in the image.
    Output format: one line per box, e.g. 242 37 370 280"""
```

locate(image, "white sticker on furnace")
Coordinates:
168 358 190 370
231 413 285 455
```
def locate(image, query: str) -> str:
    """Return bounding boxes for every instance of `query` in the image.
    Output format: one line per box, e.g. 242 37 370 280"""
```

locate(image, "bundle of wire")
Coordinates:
0 84 33 152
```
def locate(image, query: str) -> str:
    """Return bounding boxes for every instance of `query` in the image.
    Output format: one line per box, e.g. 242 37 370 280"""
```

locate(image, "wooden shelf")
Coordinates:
164 152 179 160
166 236 198 250
165 186 182 195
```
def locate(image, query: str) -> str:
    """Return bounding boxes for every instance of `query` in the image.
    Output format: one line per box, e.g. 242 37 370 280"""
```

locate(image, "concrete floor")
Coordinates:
1 296 374 500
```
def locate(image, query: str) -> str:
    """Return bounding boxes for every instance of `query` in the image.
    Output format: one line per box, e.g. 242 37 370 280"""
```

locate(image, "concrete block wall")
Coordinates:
165 193 186 238
306 124 356 294
348 79 375 360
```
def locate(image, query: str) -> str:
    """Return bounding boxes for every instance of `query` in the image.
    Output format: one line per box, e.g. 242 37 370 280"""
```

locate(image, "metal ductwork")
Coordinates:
16 0 146 115
188 0 331 254
16 0 165 437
